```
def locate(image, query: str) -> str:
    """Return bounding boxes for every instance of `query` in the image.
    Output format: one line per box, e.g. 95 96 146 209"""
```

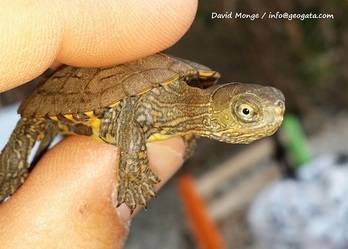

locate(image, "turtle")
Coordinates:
0 53 285 213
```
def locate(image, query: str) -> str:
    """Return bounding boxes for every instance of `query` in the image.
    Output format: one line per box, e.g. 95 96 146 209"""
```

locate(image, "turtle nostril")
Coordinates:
274 100 285 116
275 99 284 108
269 87 285 102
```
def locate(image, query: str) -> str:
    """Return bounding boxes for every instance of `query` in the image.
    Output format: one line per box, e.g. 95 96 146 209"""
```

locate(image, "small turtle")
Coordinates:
0 53 285 212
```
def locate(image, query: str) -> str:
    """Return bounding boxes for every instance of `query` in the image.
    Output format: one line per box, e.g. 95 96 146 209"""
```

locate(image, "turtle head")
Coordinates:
206 83 285 144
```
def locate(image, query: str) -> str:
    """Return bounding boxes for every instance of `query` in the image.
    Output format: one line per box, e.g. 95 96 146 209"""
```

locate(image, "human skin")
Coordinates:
0 1 198 248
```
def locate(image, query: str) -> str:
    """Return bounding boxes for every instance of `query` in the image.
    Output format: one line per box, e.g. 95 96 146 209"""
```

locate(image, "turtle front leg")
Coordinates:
116 124 160 213
100 102 160 213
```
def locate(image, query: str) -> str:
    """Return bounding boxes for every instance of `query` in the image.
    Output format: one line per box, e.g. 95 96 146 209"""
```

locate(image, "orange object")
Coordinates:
177 175 227 249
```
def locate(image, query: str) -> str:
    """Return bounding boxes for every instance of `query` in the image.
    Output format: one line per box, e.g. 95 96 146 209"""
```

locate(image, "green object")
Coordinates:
282 114 311 168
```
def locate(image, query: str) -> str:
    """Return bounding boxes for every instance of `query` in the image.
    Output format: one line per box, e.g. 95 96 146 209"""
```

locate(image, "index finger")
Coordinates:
0 0 198 92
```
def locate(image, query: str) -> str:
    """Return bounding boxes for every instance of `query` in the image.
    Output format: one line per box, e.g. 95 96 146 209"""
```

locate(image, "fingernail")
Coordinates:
111 185 132 225
116 204 132 225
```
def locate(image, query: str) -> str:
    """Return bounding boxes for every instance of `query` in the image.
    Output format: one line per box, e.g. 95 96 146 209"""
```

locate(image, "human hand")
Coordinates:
0 1 197 248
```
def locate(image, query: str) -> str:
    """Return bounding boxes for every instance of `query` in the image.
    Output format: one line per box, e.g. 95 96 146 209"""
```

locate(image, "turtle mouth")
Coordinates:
214 114 284 144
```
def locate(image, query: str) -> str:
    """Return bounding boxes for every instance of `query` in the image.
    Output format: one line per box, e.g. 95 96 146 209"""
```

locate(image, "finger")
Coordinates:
0 136 185 249
0 0 198 92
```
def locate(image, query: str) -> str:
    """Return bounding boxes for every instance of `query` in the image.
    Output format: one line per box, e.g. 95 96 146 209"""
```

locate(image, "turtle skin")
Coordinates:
0 53 285 213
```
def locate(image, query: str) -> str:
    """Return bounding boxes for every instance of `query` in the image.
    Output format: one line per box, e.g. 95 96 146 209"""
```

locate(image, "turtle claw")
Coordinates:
129 203 136 215
117 171 160 212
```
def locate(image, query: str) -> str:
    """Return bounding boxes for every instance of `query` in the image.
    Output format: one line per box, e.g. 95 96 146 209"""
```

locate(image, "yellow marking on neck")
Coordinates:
147 133 177 142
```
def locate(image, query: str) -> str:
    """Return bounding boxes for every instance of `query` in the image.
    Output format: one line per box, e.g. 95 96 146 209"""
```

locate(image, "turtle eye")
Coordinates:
235 103 256 122
242 108 250 115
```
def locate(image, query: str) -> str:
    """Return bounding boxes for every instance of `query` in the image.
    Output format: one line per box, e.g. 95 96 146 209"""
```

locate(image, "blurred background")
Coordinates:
1 1 348 249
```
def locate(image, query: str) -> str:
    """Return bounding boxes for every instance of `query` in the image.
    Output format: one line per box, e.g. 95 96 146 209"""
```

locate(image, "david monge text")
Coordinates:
211 12 259 21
